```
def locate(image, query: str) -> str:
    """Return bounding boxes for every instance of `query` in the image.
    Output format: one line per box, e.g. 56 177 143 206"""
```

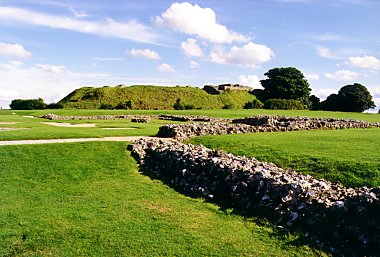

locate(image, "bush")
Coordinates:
184 104 194 110
244 98 264 109
99 103 114 109
264 99 306 110
10 98 47 110
173 99 184 110
115 100 132 109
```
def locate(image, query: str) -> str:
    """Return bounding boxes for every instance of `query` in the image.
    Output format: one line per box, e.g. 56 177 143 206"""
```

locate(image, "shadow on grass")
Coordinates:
137 164 380 257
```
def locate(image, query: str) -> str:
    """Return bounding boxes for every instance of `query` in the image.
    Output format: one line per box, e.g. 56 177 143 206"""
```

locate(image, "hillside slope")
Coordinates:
58 85 256 110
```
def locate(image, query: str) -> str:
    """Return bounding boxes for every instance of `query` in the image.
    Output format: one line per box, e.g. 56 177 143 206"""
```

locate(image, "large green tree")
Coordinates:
320 83 376 112
260 67 312 105
337 83 375 112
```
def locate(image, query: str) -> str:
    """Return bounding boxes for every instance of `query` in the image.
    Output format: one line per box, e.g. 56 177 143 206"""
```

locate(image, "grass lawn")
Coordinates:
0 114 172 141
0 142 325 256
2 109 380 122
191 128 380 187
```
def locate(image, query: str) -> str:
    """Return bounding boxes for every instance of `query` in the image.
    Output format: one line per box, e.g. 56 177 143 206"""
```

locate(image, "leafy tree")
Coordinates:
10 98 47 110
320 83 375 112
337 83 375 112
260 67 311 105
309 95 321 110
319 94 341 111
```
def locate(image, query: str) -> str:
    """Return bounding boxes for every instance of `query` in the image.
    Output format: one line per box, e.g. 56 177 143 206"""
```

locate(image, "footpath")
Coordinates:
0 136 171 146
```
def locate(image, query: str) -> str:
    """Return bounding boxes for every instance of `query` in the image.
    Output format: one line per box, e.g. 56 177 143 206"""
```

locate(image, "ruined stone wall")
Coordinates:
157 116 380 140
129 138 380 256
41 113 224 122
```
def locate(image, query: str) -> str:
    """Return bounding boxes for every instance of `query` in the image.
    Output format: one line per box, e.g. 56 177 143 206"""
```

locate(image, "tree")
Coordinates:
10 98 47 110
260 67 311 105
337 83 375 112
319 94 341 111
319 83 376 112
309 95 321 110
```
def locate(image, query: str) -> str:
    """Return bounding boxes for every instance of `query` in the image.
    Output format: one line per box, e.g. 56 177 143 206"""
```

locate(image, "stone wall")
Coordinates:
157 115 380 140
41 113 224 122
128 138 380 256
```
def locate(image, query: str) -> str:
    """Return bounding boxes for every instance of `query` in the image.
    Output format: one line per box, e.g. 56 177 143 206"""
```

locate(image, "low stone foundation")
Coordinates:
128 138 380 256
157 115 380 140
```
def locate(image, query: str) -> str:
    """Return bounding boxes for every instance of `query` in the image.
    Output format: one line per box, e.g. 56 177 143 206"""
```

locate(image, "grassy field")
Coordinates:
0 142 325 256
191 128 380 187
2 108 379 122
1 109 378 255
0 114 172 141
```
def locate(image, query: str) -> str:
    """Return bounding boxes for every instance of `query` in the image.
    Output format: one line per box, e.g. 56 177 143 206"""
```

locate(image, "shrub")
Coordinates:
244 98 264 109
99 103 114 109
115 100 132 109
173 99 185 110
264 99 306 110
184 104 195 110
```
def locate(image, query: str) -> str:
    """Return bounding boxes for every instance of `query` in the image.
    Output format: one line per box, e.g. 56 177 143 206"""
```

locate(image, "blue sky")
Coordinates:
0 0 379 110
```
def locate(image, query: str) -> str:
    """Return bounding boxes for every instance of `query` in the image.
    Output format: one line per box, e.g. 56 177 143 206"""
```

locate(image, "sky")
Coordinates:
0 0 379 111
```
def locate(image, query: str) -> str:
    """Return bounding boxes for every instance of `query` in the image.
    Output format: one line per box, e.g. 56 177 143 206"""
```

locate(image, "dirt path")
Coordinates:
0 136 173 146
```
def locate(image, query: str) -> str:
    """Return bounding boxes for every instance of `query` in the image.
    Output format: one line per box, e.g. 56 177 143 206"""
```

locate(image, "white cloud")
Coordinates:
0 62 113 108
0 88 19 100
156 2 248 44
324 70 359 81
317 46 337 59
305 73 320 81
130 49 160 60
36 64 65 74
346 55 380 70
0 42 32 58
238 75 262 89
190 61 200 69
210 42 274 68
181 38 203 57
92 57 124 61
159 63 175 72
0 6 157 44
0 61 24 70
373 86 380 98
312 88 338 99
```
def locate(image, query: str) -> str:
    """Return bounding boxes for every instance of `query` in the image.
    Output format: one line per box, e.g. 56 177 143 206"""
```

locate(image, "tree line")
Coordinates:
251 67 376 112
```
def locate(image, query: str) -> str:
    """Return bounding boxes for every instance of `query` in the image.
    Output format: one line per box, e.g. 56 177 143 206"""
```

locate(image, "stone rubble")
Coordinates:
157 115 380 140
41 113 224 122
128 138 380 256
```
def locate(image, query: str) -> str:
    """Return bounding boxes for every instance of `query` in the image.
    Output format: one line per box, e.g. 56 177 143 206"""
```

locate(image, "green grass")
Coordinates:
3 108 379 122
0 142 325 256
191 128 380 187
0 114 175 141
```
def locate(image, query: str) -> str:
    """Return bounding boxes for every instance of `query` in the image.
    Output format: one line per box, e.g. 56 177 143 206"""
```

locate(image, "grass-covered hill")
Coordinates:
58 85 256 110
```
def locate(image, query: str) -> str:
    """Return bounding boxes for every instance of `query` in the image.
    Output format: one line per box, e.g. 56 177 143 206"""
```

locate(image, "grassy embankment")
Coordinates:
191 128 380 187
0 142 325 256
58 85 256 109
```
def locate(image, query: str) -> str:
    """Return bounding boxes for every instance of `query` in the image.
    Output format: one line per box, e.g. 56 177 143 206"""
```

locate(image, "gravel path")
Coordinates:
0 136 173 146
